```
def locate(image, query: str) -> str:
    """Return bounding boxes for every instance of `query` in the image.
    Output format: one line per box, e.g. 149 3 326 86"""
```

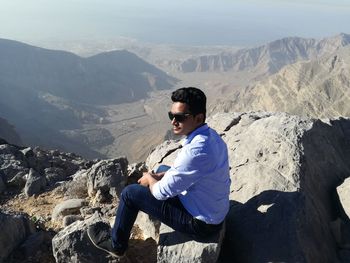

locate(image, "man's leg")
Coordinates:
111 183 198 252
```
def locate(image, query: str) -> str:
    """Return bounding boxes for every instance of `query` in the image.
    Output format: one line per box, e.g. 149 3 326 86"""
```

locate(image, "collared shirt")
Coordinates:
152 124 231 224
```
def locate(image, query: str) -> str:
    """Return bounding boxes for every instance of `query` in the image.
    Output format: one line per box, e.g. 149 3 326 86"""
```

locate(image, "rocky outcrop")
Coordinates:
0 141 88 195
2 111 350 262
87 158 128 203
146 111 350 263
0 211 35 263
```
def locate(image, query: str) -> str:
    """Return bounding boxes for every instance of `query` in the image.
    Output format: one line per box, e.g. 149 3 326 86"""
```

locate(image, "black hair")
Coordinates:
171 87 206 119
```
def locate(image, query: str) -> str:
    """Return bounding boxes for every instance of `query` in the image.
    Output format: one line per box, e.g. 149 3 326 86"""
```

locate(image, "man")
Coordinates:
88 87 231 257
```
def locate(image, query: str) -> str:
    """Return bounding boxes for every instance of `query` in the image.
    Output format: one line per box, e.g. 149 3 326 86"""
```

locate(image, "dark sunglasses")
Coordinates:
168 111 191 122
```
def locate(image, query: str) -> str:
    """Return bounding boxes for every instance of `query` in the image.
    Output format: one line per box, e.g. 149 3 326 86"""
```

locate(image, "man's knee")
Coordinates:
121 184 149 206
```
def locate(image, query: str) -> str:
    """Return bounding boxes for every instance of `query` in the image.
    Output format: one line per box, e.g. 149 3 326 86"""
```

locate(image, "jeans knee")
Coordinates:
120 184 146 206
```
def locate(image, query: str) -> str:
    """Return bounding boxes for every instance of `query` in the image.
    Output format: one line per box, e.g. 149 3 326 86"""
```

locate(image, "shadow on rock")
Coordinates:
219 190 304 263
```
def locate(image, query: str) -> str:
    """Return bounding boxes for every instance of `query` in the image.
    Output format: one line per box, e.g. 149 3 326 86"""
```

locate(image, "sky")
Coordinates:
1 0 350 47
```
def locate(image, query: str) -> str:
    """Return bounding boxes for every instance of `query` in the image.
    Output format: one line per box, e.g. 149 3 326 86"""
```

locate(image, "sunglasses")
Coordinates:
168 111 191 122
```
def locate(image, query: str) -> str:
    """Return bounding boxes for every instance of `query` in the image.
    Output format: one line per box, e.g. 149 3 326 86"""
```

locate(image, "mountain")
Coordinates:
209 45 350 118
0 39 177 158
180 33 350 79
0 38 177 105
0 117 22 145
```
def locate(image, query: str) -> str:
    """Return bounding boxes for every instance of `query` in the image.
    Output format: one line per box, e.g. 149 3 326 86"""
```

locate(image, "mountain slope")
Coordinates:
180 33 350 79
0 39 177 158
0 38 177 105
209 45 350 118
0 117 22 145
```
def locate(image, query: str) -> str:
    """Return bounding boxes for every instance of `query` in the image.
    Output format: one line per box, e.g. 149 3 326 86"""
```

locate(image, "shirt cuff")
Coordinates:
151 181 168 200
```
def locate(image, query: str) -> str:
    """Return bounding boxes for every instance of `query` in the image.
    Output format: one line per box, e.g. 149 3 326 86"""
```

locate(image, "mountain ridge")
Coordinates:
179 33 350 79
209 45 350 118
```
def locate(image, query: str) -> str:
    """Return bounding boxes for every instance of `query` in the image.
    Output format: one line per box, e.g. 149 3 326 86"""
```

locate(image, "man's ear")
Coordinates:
195 113 205 124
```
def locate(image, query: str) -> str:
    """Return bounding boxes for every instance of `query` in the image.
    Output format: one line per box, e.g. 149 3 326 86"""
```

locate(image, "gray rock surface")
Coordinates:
134 211 160 241
215 112 350 263
44 167 67 186
52 214 124 263
62 215 84 227
157 223 225 263
0 211 35 263
0 144 27 183
52 199 88 223
24 168 47 197
0 175 5 193
15 231 54 261
148 112 350 263
87 158 128 202
337 177 350 219
146 140 181 171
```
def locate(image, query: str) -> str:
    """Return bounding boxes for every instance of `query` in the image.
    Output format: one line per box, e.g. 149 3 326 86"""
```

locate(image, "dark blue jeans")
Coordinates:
111 166 222 251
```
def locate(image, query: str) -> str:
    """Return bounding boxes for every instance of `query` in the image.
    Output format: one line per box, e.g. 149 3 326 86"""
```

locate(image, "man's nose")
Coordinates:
171 118 178 125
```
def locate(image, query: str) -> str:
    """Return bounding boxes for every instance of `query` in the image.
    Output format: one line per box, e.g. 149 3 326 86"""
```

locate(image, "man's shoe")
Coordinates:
87 221 125 258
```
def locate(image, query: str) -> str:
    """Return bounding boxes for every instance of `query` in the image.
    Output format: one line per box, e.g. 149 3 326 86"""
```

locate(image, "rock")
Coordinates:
87 158 128 202
0 211 35 262
24 168 47 197
33 147 86 176
44 167 67 186
0 174 5 193
214 112 350 263
337 177 350 219
52 199 88 223
15 231 54 261
151 112 350 262
0 144 28 183
146 140 181 171
157 223 225 263
7 169 28 188
62 215 84 227
20 147 36 168
127 162 147 185
63 170 89 199
52 214 124 263
134 211 160 241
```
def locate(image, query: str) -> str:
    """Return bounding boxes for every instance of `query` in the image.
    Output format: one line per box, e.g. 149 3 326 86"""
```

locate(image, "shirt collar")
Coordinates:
182 124 208 146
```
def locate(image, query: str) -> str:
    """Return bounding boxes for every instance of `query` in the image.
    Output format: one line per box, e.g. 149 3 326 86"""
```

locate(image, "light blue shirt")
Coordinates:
152 124 231 224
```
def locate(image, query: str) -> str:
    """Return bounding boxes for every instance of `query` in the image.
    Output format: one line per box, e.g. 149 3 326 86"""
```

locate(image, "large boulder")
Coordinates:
0 211 35 263
24 168 47 197
87 158 128 202
52 214 127 263
157 223 225 263
148 112 350 263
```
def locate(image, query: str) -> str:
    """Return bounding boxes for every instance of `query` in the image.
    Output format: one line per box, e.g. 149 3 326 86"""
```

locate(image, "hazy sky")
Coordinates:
1 0 350 46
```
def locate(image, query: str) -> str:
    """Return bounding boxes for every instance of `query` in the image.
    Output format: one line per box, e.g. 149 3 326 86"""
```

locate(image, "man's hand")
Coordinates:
138 172 159 193
138 172 152 186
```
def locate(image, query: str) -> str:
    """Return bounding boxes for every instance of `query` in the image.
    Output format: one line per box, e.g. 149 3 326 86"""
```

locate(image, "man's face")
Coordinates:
169 102 203 136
